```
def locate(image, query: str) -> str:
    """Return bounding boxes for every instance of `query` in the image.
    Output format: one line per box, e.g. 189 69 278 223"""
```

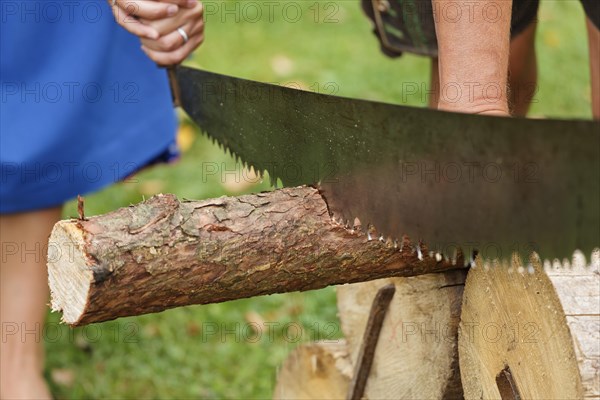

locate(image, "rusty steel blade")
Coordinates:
176 66 600 263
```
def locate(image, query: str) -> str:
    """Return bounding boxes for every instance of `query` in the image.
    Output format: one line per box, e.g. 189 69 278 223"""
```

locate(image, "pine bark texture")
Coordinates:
48 187 461 326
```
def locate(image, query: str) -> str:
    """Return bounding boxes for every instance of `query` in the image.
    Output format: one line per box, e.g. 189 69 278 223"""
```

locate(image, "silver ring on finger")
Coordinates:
177 27 189 45
112 0 117 6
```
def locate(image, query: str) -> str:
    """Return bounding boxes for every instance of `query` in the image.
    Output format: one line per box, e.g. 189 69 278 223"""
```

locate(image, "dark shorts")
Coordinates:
363 0 599 58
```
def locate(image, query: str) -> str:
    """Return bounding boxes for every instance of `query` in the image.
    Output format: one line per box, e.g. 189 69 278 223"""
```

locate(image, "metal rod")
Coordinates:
346 283 396 400
496 365 522 400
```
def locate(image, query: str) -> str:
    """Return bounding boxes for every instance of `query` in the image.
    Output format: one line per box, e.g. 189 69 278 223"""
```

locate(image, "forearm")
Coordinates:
432 0 512 115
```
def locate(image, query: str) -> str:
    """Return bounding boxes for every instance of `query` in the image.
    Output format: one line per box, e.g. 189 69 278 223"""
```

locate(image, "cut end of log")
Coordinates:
273 340 352 400
47 221 93 325
459 251 600 399
336 272 466 399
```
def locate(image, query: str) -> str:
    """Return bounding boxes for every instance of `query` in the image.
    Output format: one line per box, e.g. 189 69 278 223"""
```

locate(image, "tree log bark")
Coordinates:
336 272 466 399
459 251 600 399
273 341 352 400
48 187 461 326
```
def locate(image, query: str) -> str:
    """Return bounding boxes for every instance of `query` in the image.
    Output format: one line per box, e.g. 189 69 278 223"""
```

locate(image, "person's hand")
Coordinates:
110 0 198 40
476 110 510 117
438 101 510 117
139 1 205 65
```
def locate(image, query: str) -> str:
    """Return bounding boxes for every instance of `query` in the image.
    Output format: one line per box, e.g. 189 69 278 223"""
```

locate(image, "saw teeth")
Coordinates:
552 258 561 270
416 246 423 261
572 250 586 268
543 259 552 272
483 260 491 271
592 248 600 268
527 263 535 274
466 256 474 268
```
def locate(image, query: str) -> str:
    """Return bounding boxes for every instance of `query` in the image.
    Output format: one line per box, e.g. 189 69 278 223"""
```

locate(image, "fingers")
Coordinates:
140 19 203 53
110 0 178 39
113 0 178 21
158 0 199 8
112 15 160 39
109 0 205 65
140 1 203 37
141 20 204 65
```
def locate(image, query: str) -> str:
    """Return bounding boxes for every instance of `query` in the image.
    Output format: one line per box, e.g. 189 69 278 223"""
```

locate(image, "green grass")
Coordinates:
48 1 593 398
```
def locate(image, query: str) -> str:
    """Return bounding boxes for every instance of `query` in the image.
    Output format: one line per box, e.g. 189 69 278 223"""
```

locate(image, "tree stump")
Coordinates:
459 250 600 399
273 341 352 400
336 271 467 399
47 187 460 326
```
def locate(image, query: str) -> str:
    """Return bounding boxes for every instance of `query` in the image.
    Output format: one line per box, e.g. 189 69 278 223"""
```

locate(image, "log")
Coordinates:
336 271 467 399
47 186 461 326
273 341 352 400
459 250 600 399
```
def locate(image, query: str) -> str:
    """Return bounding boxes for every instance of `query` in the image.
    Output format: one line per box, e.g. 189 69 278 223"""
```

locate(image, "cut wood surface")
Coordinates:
273 341 352 400
48 187 461 326
336 271 467 399
459 251 600 399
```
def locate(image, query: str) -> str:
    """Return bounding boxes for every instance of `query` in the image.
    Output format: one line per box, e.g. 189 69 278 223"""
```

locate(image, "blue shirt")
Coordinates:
1 0 178 213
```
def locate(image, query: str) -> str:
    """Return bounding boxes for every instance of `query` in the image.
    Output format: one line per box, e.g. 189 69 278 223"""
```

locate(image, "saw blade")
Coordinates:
176 66 600 263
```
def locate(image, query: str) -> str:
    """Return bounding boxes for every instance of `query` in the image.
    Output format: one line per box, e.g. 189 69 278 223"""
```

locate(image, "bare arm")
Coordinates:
432 0 512 115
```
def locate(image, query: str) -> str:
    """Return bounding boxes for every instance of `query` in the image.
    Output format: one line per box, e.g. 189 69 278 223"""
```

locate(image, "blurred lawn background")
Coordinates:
49 1 593 398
